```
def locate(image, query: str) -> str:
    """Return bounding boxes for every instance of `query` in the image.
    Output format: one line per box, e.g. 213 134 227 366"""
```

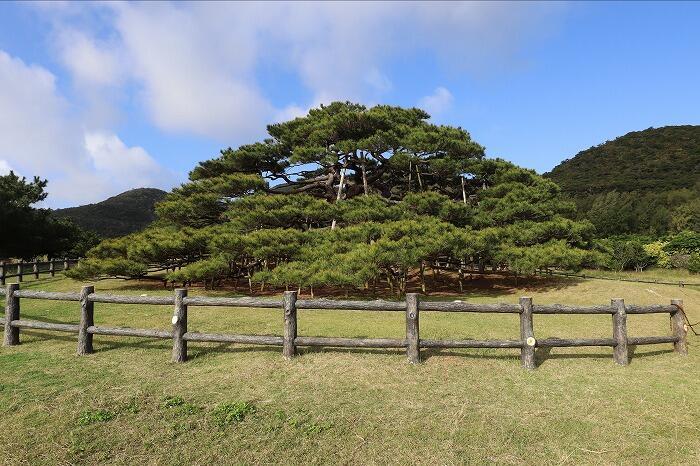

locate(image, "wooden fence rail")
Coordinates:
0 259 80 285
0 285 689 369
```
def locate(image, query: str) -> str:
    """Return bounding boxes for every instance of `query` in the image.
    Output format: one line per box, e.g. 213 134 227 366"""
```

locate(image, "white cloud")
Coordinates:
0 160 12 175
0 50 175 207
419 87 454 117
42 2 565 141
56 28 123 87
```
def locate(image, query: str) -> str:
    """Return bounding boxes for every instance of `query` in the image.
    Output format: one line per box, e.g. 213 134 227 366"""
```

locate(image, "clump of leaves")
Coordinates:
77 409 115 426
162 395 200 415
212 401 256 427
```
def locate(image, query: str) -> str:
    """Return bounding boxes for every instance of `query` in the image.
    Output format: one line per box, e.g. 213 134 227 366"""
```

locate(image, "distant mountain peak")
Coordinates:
546 125 700 195
53 188 167 237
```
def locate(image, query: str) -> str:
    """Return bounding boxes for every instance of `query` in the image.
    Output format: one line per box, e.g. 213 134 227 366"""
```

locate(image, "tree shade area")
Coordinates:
546 125 700 236
0 172 98 259
68 102 597 292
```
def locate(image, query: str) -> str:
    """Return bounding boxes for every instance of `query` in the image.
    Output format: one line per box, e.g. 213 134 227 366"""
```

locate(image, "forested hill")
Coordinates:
53 188 167 238
546 125 700 195
545 126 700 236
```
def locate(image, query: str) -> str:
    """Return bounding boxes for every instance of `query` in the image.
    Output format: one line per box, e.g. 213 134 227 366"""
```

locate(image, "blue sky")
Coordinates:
0 1 699 207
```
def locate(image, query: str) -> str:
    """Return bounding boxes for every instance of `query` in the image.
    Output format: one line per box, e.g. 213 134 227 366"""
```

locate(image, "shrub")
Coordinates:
688 252 700 274
643 241 671 268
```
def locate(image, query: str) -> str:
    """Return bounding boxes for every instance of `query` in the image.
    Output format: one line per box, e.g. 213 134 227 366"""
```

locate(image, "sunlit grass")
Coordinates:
0 273 698 464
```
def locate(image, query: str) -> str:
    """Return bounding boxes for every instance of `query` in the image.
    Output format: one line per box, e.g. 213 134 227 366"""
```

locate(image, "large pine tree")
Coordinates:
69 102 594 293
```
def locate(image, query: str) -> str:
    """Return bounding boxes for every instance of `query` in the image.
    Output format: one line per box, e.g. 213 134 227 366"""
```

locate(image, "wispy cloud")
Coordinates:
0 50 176 207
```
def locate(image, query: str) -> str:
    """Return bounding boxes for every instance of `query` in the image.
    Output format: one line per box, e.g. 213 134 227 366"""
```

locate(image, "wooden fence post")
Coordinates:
17 260 23 283
77 285 95 355
670 299 688 355
63 258 69 271
3 284 20 346
519 297 535 369
611 298 628 365
49 259 55 277
33 261 39 279
405 293 420 364
283 291 298 359
172 288 188 362
0 262 5 286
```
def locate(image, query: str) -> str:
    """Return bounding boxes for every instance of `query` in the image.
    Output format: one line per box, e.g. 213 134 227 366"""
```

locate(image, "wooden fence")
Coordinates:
0 284 689 369
0 259 80 285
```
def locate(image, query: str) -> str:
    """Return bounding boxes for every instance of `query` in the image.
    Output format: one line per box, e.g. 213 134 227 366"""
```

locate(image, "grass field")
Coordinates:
1 272 698 465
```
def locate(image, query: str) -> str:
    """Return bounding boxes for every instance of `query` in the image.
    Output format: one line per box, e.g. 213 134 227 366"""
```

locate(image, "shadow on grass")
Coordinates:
13 330 675 367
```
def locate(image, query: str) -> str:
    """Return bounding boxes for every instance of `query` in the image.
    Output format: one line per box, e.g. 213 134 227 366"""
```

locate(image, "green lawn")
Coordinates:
1 273 698 465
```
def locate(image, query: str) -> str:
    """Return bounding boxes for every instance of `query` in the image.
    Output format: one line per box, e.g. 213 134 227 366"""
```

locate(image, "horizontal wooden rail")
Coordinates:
421 339 522 348
1 284 690 369
184 332 283 345
88 294 174 305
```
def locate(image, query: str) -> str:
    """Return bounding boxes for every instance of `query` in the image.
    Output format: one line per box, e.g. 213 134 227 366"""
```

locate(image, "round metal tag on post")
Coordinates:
526 337 536 347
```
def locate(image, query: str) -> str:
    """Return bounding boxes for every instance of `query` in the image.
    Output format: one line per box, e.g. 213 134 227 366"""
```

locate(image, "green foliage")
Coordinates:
53 188 167 238
161 396 201 415
597 238 654 272
688 253 700 274
212 402 256 427
82 102 594 289
66 258 148 280
643 241 672 268
77 409 115 426
0 171 91 259
663 231 700 255
546 125 700 236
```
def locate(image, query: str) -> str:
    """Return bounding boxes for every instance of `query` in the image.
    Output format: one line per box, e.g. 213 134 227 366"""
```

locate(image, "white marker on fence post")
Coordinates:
283 291 298 359
33 262 39 279
49 259 55 277
3 284 20 346
406 293 420 364
172 288 188 362
519 297 535 369
670 299 688 355
611 298 628 365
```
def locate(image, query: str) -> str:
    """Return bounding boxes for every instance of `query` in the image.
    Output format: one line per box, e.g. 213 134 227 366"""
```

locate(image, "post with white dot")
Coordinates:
172 288 188 363
519 297 535 369
406 293 420 364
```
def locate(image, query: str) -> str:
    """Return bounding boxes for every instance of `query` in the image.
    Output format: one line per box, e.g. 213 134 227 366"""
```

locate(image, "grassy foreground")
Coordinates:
1 273 698 465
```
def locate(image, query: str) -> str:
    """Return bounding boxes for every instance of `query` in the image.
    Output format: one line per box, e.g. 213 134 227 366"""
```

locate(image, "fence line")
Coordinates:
0 284 689 369
0 259 80 285
539 269 700 288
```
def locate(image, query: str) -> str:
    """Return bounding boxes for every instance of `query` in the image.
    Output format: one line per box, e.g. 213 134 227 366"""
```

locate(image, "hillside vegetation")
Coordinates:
53 188 167 238
546 126 700 236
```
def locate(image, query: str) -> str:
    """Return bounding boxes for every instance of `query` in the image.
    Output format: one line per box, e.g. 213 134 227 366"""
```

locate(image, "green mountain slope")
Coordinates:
53 188 167 238
545 126 700 236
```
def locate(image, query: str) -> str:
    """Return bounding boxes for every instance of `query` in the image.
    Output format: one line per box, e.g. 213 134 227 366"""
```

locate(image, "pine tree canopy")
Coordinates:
68 102 595 292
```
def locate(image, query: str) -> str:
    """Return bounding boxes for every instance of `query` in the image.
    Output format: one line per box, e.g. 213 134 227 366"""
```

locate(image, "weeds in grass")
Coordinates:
212 401 256 427
162 395 201 415
77 409 115 426
274 409 333 436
